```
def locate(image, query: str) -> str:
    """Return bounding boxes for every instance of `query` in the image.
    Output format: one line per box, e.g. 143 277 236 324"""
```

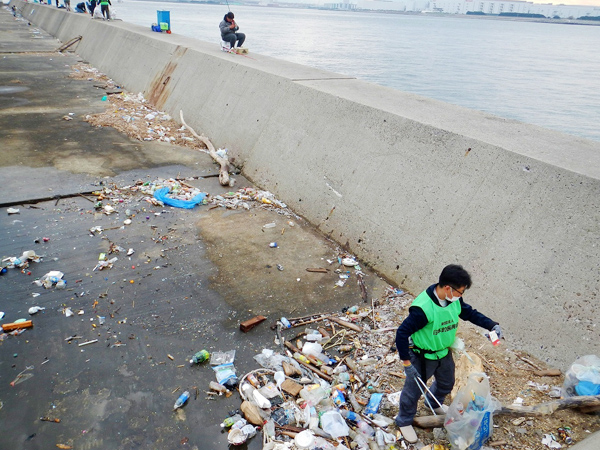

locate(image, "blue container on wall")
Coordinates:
157 10 170 31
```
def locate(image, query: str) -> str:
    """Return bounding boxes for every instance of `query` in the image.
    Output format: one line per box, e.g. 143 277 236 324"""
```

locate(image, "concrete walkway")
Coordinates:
0 8 388 449
570 430 600 449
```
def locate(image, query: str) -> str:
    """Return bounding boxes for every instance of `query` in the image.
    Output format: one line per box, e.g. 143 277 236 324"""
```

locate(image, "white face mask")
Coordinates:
445 287 462 302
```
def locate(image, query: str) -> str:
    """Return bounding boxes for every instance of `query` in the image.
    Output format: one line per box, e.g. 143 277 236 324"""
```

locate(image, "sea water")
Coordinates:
115 1 600 142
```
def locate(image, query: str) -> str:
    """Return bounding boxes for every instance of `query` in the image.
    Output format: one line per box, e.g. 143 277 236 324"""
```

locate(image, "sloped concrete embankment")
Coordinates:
12 0 600 369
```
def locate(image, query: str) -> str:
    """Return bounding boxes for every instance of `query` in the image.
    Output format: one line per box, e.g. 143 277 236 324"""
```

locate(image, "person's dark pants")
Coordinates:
395 351 455 427
101 4 109 18
222 32 245 49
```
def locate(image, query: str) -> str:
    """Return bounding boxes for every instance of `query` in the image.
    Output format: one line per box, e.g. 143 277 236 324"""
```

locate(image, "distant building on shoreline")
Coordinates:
315 0 600 19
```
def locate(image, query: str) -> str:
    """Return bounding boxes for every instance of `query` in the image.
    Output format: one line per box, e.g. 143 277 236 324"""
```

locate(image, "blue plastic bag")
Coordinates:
153 187 206 209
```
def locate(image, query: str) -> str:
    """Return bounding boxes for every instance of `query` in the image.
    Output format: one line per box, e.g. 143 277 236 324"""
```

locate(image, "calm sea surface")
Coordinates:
115 1 600 142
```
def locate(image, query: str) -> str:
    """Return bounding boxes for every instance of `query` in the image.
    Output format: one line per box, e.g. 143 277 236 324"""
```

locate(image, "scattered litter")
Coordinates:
542 434 562 449
28 306 45 315
33 271 64 289
7 208 20 215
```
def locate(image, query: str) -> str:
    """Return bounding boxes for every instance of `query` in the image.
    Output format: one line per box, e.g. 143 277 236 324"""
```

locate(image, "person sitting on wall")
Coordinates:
394 264 502 444
219 12 245 51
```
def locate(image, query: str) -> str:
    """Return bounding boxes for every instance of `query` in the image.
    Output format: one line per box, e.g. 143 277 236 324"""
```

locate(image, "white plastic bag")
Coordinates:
320 410 349 438
93 7 103 19
444 373 500 450
563 354 600 397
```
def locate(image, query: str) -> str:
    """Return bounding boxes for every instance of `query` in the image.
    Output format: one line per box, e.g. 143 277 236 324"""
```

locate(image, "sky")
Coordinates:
547 0 600 6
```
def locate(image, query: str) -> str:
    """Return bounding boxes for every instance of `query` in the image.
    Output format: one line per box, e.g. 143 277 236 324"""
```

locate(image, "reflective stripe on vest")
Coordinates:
411 289 461 360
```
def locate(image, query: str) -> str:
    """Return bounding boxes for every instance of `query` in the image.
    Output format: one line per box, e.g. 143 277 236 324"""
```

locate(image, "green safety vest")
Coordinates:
411 289 461 360
99 0 109 5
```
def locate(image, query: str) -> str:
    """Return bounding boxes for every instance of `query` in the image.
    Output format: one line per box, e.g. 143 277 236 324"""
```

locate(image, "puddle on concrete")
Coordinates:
0 86 29 94
197 207 389 318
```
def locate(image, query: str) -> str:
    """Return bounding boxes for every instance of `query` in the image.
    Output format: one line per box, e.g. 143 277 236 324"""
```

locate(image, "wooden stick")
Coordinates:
515 353 543 371
180 110 231 186
2 320 33 332
328 316 362 333
413 395 600 428
290 316 329 328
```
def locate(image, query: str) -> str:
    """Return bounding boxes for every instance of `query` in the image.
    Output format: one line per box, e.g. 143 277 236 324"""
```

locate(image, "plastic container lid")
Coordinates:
294 430 315 449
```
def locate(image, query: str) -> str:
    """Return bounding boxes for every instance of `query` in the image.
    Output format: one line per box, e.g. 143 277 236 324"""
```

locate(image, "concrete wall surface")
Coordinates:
13 0 600 369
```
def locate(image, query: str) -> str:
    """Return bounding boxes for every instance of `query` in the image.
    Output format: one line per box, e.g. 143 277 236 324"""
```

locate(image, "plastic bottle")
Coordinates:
280 317 291 328
348 392 362 412
220 414 242 428
209 381 230 395
299 384 327 405
231 418 248 430
189 349 210 365
293 352 311 365
264 419 276 437
357 420 375 437
246 373 260 388
173 391 190 410
345 357 359 372
347 305 359 314
348 428 370 449
336 372 351 383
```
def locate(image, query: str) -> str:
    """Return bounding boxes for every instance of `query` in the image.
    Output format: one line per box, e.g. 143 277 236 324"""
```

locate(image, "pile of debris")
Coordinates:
181 270 600 450
71 63 210 152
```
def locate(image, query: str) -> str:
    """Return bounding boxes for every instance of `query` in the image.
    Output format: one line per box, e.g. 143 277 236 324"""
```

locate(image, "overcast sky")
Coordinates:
547 0 600 5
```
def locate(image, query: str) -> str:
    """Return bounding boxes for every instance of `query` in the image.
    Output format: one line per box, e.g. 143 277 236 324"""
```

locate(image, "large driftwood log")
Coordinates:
413 395 600 429
179 110 231 186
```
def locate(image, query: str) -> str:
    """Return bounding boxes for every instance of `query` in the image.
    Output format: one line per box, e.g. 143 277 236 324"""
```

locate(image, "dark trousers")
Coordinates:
222 32 245 49
395 350 455 427
101 4 109 18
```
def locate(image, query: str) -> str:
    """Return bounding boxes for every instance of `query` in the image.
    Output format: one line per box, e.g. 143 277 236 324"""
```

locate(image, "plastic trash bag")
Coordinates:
563 354 600 397
444 373 501 450
320 410 349 439
93 7 103 19
153 187 206 209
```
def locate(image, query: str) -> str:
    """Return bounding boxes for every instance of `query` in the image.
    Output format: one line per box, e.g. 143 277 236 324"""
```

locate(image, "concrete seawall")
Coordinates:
12 0 600 369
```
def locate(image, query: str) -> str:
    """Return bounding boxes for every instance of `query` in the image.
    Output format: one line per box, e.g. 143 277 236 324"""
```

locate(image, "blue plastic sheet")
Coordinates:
153 187 207 209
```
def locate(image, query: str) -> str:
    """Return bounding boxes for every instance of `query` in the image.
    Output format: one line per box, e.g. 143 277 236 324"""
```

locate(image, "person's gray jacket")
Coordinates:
219 19 238 38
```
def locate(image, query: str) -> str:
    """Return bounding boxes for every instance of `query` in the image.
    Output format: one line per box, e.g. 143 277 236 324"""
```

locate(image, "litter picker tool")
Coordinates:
415 376 445 415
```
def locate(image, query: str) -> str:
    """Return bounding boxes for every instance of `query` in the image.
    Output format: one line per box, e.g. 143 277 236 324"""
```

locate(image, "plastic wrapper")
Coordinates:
563 354 600 397
213 362 237 385
210 350 236 365
253 348 289 371
445 373 501 450
364 392 384 415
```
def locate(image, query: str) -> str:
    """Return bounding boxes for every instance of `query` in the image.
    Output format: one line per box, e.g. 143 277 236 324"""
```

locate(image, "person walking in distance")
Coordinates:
394 264 502 443
219 12 245 51
99 0 111 19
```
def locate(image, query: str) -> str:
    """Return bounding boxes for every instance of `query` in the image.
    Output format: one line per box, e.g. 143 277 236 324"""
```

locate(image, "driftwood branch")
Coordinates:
179 110 231 186
56 35 82 53
413 395 600 429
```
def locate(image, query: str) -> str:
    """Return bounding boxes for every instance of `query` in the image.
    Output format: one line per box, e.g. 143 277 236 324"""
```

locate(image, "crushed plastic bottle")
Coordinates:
173 391 190 410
